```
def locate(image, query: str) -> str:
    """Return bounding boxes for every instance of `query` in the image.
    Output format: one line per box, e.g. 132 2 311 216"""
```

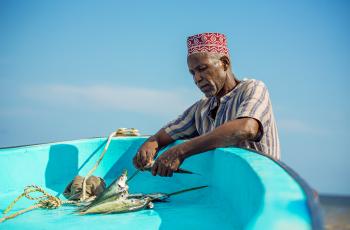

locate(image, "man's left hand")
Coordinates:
151 145 186 177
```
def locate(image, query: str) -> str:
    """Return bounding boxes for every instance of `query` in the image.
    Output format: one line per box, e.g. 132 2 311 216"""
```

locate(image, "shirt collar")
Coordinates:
210 80 243 105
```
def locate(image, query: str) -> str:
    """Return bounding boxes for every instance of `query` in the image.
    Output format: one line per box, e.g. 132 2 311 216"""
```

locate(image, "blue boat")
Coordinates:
0 137 323 229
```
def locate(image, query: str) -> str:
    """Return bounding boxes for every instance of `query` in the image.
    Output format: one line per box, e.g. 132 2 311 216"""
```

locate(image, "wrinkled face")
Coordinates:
187 53 228 97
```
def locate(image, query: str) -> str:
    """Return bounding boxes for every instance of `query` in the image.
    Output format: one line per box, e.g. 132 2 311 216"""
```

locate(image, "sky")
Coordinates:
0 0 349 195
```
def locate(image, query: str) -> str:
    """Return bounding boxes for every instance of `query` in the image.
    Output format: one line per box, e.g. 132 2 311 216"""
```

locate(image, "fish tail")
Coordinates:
167 185 208 197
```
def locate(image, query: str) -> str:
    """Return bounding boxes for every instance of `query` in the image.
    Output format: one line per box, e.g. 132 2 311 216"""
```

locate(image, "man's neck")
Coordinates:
215 73 239 101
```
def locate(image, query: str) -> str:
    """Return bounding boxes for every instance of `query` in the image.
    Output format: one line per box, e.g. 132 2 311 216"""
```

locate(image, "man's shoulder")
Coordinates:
239 78 268 93
195 96 212 107
186 96 212 113
237 78 268 95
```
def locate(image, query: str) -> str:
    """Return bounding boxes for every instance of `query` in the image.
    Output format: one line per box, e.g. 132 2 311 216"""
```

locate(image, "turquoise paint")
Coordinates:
0 137 314 229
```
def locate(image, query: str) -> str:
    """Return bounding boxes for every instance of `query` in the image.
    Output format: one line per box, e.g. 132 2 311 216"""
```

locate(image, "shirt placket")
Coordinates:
214 97 228 128
207 98 217 133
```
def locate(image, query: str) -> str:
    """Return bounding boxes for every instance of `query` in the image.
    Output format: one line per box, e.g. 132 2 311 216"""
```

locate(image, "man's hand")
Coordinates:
151 145 186 177
133 140 158 170
133 129 175 170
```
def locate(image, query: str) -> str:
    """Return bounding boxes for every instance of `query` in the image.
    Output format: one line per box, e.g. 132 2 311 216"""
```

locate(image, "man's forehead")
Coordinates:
187 53 218 68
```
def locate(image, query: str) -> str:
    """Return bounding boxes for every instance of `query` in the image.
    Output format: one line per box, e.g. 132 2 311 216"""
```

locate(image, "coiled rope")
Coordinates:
0 185 77 223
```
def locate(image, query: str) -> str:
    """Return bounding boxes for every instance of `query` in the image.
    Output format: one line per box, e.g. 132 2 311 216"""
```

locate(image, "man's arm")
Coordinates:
134 100 200 171
180 117 259 157
151 117 259 176
133 128 174 170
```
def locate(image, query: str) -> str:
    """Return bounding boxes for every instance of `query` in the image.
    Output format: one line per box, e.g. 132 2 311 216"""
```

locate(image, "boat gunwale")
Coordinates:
0 136 323 229
0 136 151 150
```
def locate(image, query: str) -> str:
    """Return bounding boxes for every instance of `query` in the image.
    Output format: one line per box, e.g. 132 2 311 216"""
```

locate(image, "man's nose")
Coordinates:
194 72 202 84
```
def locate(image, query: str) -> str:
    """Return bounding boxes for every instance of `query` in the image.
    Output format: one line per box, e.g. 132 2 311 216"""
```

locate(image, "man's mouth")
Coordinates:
199 84 210 90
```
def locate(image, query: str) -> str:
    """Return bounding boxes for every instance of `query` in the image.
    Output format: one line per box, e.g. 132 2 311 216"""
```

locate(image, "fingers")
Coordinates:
133 152 143 170
135 151 142 169
157 164 164 176
151 161 158 176
166 168 173 177
144 161 154 169
134 150 154 170
137 150 145 167
151 159 174 177
140 150 147 167
133 155 139 169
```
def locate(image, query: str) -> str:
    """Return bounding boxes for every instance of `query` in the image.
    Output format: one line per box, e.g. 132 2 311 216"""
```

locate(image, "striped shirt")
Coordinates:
163 79 281 160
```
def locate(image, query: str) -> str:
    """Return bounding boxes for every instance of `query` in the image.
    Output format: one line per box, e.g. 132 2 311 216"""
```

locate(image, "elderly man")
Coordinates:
133 32 280 177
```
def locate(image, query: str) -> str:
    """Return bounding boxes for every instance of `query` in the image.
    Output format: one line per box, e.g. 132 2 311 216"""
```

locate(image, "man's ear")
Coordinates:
220 56 230 71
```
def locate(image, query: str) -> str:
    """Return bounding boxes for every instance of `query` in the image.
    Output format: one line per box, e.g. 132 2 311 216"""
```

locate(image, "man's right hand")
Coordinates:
133 139 158 170
133 129 174 171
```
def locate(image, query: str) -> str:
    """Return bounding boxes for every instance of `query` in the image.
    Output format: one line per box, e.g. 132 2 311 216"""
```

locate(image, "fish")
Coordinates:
127 193 168 202
128 185 208 202
79 185 208 214
78 170 129 212
79 197 153 214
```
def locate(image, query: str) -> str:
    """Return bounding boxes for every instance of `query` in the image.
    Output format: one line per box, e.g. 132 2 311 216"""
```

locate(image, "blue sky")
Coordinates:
0 0 349 195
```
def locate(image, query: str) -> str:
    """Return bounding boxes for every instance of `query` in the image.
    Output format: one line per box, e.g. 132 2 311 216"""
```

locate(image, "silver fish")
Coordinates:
79 197 153 214
80 185 208 215
128 185 208 202
78 170 129 211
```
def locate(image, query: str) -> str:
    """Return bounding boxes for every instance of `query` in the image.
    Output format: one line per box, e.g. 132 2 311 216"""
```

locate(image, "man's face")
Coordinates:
187 53 228 98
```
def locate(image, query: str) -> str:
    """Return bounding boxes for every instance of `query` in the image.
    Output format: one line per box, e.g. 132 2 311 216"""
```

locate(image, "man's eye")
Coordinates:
198 66 207 71
189 70 194 75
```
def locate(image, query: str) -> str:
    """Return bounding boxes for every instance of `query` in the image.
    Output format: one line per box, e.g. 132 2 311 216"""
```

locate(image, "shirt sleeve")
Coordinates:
235 80 271 142
163 101 200 140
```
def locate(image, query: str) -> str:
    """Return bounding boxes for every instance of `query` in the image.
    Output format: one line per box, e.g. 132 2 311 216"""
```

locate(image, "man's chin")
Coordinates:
203 91 215 98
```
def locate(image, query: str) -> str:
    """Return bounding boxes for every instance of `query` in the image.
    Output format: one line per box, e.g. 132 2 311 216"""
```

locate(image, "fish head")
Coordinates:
83 169 129 207
116 170 128 191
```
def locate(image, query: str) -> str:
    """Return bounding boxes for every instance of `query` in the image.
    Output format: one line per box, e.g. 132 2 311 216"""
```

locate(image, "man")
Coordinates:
133 32 280 177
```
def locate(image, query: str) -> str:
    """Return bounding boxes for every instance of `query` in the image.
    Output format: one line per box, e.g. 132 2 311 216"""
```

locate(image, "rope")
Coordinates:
80 128 140 201
1 185 78 223
1 128 139 223
81 131 117 201
0 204 41 223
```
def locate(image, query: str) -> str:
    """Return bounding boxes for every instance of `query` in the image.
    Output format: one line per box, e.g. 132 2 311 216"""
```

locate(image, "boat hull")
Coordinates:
0 137 322 229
